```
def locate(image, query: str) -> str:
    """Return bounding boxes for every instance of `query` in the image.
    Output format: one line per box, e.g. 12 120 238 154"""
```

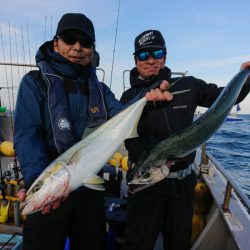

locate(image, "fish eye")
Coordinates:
32 182 42 193
33 185 40 192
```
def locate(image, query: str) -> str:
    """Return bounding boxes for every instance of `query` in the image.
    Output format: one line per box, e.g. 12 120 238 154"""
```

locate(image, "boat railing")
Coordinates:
122 69 188 92
0 62 106 110
200 144 250 213
0 62 106 82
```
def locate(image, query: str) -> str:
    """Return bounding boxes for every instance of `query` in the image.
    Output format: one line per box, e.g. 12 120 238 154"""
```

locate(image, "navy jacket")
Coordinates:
14 41 123 188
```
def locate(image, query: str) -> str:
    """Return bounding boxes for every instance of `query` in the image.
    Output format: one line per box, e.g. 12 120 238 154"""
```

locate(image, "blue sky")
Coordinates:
1 0 250 113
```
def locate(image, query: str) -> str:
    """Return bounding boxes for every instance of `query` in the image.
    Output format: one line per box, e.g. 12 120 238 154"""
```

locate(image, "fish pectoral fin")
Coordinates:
82 175 105 191
84 184 105 191
84 175 105 185
127 125 138 139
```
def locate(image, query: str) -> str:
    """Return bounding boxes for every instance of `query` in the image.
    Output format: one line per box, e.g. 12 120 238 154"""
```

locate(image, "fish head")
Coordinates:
127 163 170 193
20 162 70 215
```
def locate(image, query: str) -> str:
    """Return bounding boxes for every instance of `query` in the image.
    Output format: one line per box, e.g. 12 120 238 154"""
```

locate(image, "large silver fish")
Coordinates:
127 69 250 190
20 97 147 215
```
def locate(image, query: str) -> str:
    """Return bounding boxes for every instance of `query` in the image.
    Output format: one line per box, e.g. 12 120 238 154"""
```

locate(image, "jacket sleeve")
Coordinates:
195 75 250 108
101 83 124 118
103 83 153 119
14 73 50 188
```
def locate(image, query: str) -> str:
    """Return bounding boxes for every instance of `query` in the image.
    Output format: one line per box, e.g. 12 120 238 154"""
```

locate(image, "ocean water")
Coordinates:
206 114 250 200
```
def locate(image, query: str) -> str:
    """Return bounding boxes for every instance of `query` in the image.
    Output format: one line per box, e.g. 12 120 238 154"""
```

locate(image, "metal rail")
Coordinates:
0 62 106 82
0 62 37 67
206 151 250 212
122 69 188 92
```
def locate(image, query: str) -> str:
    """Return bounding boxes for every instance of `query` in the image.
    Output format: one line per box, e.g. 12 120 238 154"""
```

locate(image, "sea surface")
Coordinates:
206 114 250 200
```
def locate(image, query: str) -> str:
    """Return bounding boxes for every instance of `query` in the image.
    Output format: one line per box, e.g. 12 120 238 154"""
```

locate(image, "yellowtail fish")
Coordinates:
20 97 147 215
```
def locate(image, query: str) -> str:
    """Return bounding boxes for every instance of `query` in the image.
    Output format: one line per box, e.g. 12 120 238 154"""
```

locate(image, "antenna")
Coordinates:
109 0 121 88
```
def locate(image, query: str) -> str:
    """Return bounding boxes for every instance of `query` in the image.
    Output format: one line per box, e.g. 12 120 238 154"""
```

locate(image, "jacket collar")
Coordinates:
129 66 172 87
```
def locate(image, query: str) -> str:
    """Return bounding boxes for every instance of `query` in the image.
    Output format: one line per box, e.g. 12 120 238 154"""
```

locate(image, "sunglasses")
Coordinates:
56 33 93 48
137 49 166 61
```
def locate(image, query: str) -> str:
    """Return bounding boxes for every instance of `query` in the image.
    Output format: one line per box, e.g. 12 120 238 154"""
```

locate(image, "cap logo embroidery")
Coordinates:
90 106 100 113
138 31 156 46
58 118 71 131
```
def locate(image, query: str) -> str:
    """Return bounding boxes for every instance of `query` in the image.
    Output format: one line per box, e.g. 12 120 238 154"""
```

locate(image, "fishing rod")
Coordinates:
0 24 13 116
0 24 23 183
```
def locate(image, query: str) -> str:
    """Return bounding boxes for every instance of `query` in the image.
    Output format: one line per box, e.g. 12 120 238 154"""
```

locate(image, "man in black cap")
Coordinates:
120 29 250 250
14 15 173 250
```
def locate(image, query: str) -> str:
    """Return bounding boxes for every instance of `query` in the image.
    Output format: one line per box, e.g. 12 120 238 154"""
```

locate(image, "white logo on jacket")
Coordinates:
58 118 71 131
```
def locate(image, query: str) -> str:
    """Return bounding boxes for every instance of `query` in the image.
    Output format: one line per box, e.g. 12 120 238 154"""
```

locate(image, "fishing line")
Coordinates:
20 25 26 75
50 16 53 39
109 0 121 88
27 24 32 70
8 22 16 116
44 16 47 42
13 25 20 81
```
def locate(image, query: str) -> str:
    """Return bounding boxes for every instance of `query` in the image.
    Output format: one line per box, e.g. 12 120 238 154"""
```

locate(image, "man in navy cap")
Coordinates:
14 15 173 250
120 29 250 250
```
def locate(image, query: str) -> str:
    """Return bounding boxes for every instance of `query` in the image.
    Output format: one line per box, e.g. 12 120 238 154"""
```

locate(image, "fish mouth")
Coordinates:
128 164 170 192
20 200 41 216
20 191 45 215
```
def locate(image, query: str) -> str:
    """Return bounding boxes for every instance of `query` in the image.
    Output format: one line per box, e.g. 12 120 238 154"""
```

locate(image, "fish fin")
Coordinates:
82 127 99 139
126 151 148 182
84 175 105 185
127 183 155 193
84 183 105 191
127 98 147 139
127 124 139 139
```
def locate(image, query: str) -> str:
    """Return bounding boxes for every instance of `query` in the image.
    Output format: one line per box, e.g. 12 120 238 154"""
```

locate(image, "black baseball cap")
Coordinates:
55 13 95 41
134 30 166 54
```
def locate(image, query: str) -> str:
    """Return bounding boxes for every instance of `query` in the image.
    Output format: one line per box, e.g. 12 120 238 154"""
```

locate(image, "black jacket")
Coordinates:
120 67 250 171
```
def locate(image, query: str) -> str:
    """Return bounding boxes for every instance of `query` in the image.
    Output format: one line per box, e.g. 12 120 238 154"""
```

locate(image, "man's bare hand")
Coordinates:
17 188 27 202
145 80 173 102
17 188 68 215
240 61 250 70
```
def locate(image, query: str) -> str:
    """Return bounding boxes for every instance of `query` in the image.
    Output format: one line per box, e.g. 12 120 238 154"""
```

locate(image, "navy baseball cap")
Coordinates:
55 13 95 41
134 30 166 54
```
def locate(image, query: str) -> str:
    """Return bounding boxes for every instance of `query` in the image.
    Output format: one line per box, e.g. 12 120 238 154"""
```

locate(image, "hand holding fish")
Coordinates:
145 80 173 102
19 95 151 215
17 188 68 214
241 61 250 70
